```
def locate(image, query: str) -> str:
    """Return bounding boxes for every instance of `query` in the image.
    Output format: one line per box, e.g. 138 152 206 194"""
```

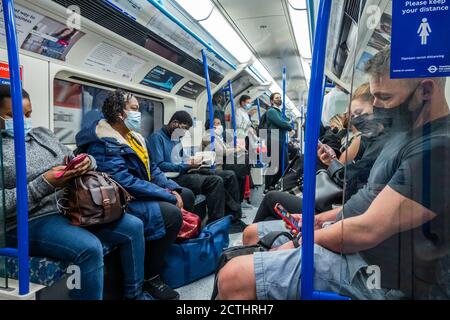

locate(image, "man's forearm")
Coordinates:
314 216 376 254
317 207 341 224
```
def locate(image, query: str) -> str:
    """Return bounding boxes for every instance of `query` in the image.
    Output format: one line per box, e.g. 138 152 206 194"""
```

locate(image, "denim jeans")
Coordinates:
7 213 145 300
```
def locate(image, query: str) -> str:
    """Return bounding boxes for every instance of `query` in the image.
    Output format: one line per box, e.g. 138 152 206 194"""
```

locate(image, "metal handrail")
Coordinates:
281 66 288 175
0 0 30 296
202 49 216 156
300 0 349 301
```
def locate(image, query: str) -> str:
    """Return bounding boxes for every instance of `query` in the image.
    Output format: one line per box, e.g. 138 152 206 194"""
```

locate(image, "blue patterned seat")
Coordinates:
6 243 117 287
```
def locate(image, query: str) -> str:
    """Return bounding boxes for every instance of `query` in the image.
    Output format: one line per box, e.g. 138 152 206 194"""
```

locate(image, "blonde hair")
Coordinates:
330 113 348 130
351 83 374 104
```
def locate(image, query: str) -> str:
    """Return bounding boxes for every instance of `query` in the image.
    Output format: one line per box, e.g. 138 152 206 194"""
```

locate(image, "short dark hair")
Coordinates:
364 47 391 78
205 117 221 130
270 92 281 102
0 84 30 109
169 111 193 127
239 95 251 105
102 89 127 124
213 92 223 105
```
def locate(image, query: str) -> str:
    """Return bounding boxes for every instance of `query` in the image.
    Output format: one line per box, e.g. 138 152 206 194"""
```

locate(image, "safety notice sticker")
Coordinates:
391 0 450 78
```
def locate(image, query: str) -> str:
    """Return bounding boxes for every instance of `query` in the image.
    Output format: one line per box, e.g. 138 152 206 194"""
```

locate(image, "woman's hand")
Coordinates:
317 144 336 167
43 157 92 188
172 191 184 209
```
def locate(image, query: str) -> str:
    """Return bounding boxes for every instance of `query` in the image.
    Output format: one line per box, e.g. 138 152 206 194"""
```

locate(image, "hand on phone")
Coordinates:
54 154 89 179
274 203 301 235
318 142 336 166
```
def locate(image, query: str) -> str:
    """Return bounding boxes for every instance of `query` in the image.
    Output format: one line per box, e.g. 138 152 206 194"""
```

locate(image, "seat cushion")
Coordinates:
6 242 116 287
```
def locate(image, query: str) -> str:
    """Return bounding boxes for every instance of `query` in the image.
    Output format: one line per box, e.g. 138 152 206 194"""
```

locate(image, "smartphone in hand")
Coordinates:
274 203 301 234
318 141 336 159
54 154 88 179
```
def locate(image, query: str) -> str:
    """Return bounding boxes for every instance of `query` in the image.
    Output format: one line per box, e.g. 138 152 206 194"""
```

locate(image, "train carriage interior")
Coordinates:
1 0 450 302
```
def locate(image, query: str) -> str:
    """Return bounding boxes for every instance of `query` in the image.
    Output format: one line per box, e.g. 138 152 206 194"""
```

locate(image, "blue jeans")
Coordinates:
7 213 145 300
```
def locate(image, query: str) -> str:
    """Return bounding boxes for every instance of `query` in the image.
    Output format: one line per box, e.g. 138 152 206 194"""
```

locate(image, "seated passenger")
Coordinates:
318 113 348 164
218 47 450 300
254 83 385 223
148 111 242 227
202 117 247 202
0 84 150 300
76 90 195 300
318 83 374 167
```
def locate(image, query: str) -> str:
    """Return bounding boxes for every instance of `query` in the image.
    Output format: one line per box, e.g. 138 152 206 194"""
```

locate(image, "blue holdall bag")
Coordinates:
161 215 232 288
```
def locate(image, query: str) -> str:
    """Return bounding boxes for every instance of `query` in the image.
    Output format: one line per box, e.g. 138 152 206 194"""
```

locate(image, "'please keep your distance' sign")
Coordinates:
391 0 450 78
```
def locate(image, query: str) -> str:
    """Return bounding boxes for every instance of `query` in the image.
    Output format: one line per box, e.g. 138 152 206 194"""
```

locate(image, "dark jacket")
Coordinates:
76 119 181 241
266 107 293 155
148 127 191 173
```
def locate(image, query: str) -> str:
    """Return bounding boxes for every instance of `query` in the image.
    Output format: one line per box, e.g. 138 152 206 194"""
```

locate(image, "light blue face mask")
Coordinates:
124 110 142 132
245 103 253 111
1 117 32 137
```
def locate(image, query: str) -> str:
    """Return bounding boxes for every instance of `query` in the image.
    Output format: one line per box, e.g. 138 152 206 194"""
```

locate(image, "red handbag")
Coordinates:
177 209 201 241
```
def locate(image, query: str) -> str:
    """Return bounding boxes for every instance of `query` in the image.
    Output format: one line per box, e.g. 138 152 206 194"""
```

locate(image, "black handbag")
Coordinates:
315 160 344 212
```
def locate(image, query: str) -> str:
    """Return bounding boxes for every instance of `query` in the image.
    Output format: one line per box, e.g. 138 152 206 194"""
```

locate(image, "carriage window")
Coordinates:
53 79 164 144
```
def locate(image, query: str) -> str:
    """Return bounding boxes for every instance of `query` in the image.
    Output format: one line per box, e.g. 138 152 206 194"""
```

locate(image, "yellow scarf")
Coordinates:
126 132 151 180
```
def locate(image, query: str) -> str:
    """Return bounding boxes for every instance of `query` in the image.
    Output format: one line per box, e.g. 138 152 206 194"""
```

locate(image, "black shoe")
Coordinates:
229 219 248 234
143 275 180 300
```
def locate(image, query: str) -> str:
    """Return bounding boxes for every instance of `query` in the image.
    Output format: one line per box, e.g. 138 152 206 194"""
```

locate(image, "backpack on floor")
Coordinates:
161 215 232 289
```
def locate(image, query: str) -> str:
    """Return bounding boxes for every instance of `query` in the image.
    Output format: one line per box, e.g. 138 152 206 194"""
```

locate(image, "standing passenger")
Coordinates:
264 92 293 190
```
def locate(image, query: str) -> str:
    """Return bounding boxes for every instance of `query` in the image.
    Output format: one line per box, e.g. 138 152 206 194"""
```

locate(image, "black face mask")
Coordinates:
373 84 424 132
351 113 384 138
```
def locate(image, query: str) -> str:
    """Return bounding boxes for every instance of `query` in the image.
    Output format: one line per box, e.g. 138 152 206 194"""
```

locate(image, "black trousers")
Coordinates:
253 191 303 223
216 169 243 220
223 163 250 203
174 173 225 222
178 187 196 212
144 187 196 279
265 143 289 190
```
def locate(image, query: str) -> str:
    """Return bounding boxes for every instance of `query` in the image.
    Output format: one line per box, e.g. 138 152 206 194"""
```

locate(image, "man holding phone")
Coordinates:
217 47 450 300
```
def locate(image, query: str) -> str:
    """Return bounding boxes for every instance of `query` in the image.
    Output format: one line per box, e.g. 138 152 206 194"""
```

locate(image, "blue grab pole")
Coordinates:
227 81 238 149
300 105 304 155
281 66 287 176
255 98 264 166
147 0 237 70
256 98 262 122
202 49 215 154
2 0 30 296
301 0 349 301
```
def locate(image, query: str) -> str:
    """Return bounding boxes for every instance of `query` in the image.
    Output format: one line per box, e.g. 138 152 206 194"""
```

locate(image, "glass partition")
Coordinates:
320 0 450 300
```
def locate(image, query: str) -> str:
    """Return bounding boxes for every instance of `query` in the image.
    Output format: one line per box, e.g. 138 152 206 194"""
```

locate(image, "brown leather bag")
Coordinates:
60 171 133 227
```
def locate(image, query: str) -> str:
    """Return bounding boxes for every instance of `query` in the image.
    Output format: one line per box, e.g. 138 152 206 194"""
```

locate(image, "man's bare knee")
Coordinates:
243 224 259 245
217 256 256 300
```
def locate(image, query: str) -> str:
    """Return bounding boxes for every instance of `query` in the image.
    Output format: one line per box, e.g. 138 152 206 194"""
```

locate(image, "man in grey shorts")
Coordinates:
217 47 450 300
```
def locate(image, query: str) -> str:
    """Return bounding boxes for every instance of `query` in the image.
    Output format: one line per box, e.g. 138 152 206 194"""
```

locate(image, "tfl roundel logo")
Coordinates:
428 66 438 74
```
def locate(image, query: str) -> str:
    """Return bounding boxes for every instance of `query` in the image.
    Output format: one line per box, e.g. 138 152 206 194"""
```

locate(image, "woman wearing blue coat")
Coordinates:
76 90 195 300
